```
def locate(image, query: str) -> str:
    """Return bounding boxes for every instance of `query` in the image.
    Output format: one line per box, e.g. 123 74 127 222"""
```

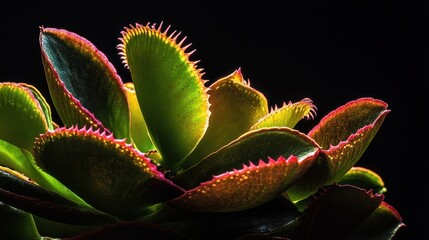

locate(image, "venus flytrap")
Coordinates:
0 22 404 239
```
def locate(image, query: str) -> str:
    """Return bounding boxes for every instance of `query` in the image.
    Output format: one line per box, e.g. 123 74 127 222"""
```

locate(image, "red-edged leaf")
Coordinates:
322 111 388 179
338 167 386 194
177 128 320 190
158 197 300 239
40 27 130 141
0 82 49 152
308 97 388 149
251 98 316 130
119 23 210 169
348 202 405 240
287 98 389 201
34 127 184 220
172 155 316 212
19 83 55 130
181 69 268 170
291 184 384 239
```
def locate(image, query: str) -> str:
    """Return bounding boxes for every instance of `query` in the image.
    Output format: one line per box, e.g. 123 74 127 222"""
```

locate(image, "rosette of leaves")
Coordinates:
0 23 404 239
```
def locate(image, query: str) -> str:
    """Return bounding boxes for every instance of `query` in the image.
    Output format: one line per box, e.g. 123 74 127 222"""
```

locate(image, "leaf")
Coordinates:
177 127 319 190
286 98 389 201
19 83 55 131
0 166 116 225
347 202 405 240
251 98 316 130
181 69 268 170
40 27 130 141
337 167 386 194
0 82 49 152
0 201 40 239
291 184 383 240
172 155 315 212
124 82 155 153
0 139 86 205
0 202 41 240
34 127 184 220
308 97 388 149
167 197 301 239
119 23 210 169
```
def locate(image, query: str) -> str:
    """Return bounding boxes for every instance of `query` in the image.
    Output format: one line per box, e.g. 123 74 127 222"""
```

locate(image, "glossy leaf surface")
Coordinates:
287 98 389 201
0 139 85 204
251 98 315 130
347 202 404 239
182 69 268 170
291 185 384 239
178 128 319 189
124 82 155 153
0 167 115 225
338 167 386 194
0 202 40 240
40 28 130 141
119 23 210 169
34 127 184 219
173 156 315 212
0 83 48 152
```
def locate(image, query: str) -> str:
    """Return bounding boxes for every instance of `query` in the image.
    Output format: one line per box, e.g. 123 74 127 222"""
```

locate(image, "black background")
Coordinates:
0 2 425 239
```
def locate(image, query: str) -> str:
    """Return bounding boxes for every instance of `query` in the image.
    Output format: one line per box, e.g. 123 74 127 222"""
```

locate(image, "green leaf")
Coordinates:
347 202 405 240
0 82 49 152
338 167 386 194
0 167 115 225
40 27 131 141
0 202 40 240
291 184 383 239
172 155 315 212
251 98 316 130
0 139 86 205
286 98 389 201
34 127 184 220
177 127 319 190
124 82 155 153
119 23 210 169
182 69 268 171
19 83 55 130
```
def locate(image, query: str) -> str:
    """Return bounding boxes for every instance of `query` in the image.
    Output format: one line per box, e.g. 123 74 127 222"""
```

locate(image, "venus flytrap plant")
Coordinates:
0 22 404 239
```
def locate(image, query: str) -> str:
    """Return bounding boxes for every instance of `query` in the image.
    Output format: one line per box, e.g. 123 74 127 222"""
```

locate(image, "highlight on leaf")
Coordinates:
172 155 315 212
338 167 386 194
251 98 316 130
0 21 402 240
40 27 131 141
0 82 49 152
124 82 155 153
33 126 184 220
181 68 269 171
0 166 115 225
118 22 210 171
177 127 320 190
0 139 86 205
286 98 390 201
